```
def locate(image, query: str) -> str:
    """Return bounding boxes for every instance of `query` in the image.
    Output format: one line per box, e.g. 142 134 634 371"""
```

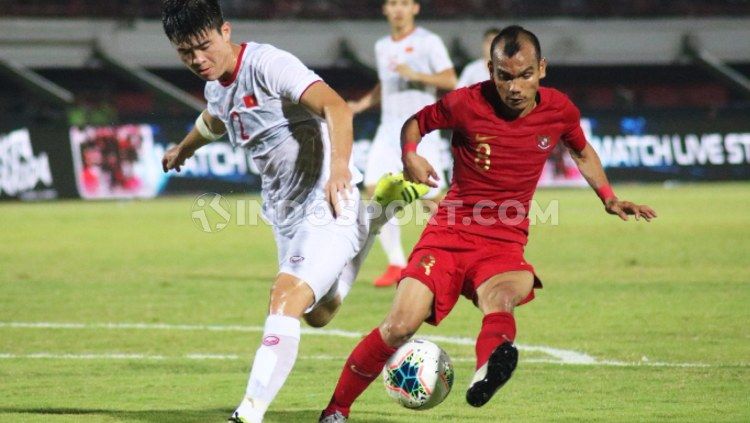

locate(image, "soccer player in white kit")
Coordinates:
457 27 501 88
160 2 426 422
349 0 457 288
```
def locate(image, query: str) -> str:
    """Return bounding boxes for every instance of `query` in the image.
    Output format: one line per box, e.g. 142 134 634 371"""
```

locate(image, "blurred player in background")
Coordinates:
348 0 457 287
457 27 500 88
319 25 657 422
160 1 425 422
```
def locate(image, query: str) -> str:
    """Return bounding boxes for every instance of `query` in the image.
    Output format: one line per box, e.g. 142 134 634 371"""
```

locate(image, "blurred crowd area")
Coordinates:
2 0 749 19
2 0 748 127
2 64 748 129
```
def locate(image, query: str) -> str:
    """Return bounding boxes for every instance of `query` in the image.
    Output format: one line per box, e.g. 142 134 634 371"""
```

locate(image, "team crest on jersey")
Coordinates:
290 256 305 264
405 46 414 53
243 94 258 108
419 254 436 276
537 135 552 150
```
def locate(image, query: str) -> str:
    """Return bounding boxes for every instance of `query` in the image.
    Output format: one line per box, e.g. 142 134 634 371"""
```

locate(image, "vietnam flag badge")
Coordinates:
243 94 258 108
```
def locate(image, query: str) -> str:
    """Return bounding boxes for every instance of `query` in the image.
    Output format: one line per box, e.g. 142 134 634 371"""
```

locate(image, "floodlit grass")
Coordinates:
1 183 748 422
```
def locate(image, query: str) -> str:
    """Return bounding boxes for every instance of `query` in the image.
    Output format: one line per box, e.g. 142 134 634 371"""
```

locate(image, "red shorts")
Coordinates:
401 225 542 325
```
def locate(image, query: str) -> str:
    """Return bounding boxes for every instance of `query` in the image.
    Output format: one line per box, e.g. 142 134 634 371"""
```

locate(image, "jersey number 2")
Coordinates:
230 112 250 140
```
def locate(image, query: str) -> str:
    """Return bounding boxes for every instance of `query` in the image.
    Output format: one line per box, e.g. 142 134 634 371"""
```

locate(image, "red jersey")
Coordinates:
414 82 587 244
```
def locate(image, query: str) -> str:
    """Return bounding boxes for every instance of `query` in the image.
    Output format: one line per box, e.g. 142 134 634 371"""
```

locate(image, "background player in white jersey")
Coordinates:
160 1 426 422
457 27 501 88
348 0 457 288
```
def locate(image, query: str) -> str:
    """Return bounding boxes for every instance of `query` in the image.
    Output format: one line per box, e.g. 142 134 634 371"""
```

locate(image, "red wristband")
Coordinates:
596 185 616 204
402 141 418 158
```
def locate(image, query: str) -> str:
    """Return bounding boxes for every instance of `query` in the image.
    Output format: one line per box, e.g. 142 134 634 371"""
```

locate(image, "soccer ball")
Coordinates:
381 339 454 410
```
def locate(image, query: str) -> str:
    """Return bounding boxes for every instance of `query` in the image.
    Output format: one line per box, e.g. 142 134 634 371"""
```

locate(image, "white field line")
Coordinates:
0 321 593 363
0 352 717 368
0 321 712 368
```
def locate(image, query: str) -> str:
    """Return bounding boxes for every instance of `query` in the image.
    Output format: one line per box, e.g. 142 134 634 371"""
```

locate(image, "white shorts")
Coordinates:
364 120 447 198
274 189 369 309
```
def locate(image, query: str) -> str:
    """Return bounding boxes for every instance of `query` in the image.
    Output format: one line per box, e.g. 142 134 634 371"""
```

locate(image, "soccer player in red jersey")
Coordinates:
318 25 657 422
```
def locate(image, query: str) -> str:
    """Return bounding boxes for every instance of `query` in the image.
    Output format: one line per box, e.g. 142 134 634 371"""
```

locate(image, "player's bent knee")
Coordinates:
486 287 519 310
379 317 419 347
303 296 341 328
268 274 316 317
477 271 534 313
379 323 414 347
303 314 330 328
376 277 433 346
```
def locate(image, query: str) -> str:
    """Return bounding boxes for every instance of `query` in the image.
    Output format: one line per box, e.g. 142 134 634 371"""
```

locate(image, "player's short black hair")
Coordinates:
162 0 224 45
490 25 541 62
484 27 502 39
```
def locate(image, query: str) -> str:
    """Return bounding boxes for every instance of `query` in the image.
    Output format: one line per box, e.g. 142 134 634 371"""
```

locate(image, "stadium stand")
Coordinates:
1 1 748 182
1 0 749 19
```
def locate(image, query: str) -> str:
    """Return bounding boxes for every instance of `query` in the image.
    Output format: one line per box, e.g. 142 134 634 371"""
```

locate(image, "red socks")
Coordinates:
475 311 516 369
323 314 516 416
324 328 397 416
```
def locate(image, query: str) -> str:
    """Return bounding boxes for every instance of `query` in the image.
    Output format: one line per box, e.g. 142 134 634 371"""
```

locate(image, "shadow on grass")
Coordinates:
268 409 400 422
0 407 409 422
0 407 228 422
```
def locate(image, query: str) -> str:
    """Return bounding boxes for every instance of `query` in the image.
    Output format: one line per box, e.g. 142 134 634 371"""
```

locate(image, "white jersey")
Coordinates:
204 42 362 230
457 58 489 88
375 27 453 124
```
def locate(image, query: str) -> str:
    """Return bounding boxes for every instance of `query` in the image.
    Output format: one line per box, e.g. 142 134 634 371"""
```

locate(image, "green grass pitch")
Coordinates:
1 183 748 422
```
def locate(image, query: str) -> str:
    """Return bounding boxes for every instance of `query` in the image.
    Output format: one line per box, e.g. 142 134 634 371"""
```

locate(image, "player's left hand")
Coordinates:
395 64 418 82
325 163 353 218
605 198 658 222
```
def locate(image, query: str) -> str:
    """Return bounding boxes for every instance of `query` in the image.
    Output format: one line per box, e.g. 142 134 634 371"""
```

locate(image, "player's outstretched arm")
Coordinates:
162 110 225 173
299 81 354 217
348 83 381 114
400 117 439 188
569 143 657 222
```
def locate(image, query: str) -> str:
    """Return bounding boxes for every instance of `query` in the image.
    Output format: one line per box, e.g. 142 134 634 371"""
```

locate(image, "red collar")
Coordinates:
220 43 247 87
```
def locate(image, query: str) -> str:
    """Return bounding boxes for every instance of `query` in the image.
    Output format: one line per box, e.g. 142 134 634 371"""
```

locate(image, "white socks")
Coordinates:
242 315 301 421
378 217 406 267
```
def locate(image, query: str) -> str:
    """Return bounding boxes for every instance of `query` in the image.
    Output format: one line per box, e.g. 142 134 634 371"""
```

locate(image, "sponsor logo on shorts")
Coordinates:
263 335 280 346
419 254 436 276
290 256 305 264
537 135 552 150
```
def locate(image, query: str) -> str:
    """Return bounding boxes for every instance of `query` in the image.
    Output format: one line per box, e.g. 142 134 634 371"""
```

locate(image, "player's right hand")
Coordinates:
162 145 194 173
403 153 439 188
324 162 353 219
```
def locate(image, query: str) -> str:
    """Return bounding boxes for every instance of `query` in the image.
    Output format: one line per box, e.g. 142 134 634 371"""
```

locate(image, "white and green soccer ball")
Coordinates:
382 339 454 410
